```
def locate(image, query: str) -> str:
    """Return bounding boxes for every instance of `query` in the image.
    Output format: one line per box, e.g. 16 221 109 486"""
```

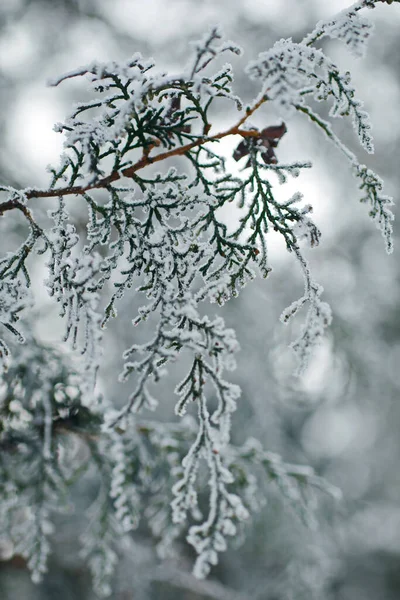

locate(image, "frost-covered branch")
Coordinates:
0 1 397 595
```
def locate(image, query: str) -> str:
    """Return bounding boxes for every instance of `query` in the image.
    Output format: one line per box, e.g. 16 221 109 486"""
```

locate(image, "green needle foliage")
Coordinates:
0 0 396 595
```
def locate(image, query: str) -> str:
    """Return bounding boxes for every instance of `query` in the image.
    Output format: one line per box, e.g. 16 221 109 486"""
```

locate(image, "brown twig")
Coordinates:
0 95 267 215
0 198 37 225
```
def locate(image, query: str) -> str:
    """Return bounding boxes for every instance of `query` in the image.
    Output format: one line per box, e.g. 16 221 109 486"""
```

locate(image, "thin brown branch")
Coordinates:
0 94 268 215
0 198 37 226
0 199 18 215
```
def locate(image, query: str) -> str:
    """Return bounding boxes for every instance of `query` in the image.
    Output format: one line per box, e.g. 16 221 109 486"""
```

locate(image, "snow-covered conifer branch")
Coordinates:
246 39 374 153
302 1 375 55
295 104 394 253
230 438 341 528
0 0 397 593
172 387 248 579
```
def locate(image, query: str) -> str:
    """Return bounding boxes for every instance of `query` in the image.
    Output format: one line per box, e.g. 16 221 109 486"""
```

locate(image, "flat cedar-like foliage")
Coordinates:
0 0 397 595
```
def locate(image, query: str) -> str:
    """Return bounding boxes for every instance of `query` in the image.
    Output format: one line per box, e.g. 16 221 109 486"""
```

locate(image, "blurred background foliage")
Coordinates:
1 0 400 598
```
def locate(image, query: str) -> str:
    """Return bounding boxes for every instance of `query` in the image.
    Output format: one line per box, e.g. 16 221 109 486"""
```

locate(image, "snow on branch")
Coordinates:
0 0 397 594
303 2 375 56
246 39 374 153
